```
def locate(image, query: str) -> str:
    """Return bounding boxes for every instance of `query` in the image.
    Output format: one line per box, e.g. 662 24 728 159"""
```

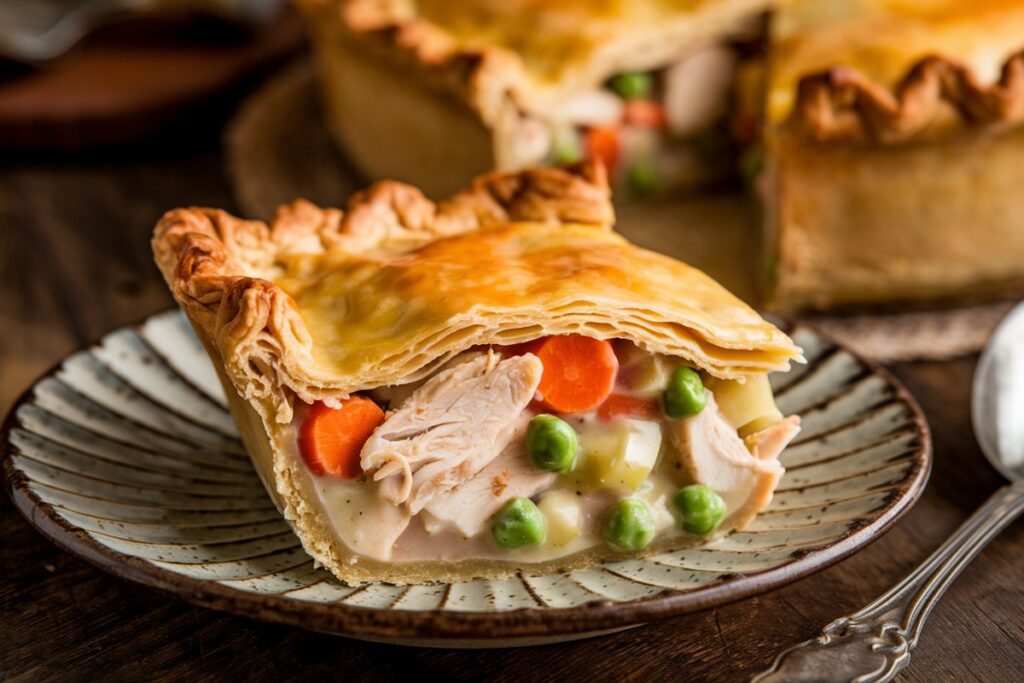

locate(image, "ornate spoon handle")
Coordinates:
753 481 1024 683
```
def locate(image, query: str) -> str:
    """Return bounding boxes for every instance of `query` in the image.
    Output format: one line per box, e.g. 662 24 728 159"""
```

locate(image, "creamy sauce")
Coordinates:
292 342 787 564
307 433 686 564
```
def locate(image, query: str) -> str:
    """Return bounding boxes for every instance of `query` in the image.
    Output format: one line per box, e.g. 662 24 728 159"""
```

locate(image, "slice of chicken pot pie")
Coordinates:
152 164 803 585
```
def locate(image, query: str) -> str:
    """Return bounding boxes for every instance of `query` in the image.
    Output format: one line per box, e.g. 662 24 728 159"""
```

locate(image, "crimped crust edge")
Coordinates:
787 49 1024 144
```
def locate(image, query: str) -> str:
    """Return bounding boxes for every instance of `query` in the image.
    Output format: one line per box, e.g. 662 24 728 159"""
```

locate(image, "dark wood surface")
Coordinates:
0 15 304 150
1 117 1022 683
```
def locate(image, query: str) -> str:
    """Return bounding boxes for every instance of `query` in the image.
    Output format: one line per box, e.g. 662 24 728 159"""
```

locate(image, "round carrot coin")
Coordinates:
533 335 619 413
299 397 384 478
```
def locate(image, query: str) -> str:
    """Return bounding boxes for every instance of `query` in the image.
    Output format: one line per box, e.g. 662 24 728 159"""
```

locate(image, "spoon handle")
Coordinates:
752 481 1024 683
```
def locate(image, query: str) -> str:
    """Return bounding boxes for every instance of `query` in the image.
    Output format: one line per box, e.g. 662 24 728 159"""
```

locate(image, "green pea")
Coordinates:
607 72 654 100
662 366 707 419
552 140 583 165
627 164 658 197
603 498 656 551
492 497 546 548
673 484 727 535
527 415 578 473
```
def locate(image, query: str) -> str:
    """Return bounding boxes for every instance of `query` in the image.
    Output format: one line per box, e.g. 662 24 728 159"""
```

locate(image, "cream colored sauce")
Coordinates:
289 344 786 564
299 411 694 564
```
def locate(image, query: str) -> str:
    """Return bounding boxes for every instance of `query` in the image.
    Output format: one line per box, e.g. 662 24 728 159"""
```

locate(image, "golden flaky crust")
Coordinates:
155 158 800 427
788 50 1024 144
153 163 614 424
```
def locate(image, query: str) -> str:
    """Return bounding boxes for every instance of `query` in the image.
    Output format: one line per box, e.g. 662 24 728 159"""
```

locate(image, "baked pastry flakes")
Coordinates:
152 164 803 584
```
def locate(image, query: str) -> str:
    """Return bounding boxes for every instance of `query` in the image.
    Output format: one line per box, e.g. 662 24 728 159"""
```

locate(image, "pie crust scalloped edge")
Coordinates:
152 162 613 425
787 49 1024 144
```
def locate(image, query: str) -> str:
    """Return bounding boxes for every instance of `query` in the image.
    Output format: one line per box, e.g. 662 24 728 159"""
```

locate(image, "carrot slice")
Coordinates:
534 335 619 413
597 394 660 422
623 100 667 129
585 125 621 177
299 397 385 478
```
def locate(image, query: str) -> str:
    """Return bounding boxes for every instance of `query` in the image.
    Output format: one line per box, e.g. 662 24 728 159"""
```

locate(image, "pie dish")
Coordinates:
295 0 775 198
152 163 804 585
758 0 1024 311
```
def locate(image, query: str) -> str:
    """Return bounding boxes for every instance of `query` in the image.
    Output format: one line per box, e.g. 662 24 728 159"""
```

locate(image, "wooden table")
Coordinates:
1 120 1022 683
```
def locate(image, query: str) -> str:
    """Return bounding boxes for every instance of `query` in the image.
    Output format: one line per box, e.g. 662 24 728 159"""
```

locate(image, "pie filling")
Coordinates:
291 336 799 564
538 46 745 196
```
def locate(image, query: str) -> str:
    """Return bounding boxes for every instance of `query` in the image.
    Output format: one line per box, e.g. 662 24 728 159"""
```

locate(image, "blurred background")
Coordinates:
1 0 304 412
1 2 1022 681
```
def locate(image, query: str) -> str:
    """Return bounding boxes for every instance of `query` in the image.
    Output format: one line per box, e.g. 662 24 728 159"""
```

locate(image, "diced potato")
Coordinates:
538 490 582 547
704 373 783 434
580 418 663 492
616 344 672 398
635 475 678 533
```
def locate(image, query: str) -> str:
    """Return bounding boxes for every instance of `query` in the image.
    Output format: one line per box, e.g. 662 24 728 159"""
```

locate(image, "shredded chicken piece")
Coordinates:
669 393 799 530
359 352 543 511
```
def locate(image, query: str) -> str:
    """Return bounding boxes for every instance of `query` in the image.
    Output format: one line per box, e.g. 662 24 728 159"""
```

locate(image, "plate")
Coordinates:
2 311 931 647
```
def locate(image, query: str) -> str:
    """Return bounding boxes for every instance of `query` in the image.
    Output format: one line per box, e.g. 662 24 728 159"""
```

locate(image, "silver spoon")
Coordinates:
753 302 1024 683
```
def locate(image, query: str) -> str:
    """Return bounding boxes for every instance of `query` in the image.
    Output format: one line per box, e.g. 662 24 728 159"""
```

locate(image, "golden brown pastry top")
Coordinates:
772 0 1024 143
152 164 800 424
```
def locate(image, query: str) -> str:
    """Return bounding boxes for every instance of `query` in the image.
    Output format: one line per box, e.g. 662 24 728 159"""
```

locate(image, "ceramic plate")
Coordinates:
2 311 930 647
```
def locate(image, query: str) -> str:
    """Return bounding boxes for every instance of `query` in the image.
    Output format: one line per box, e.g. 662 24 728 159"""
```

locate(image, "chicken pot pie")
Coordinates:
755 0 1024 311
295 0 775 199
152 163 803 584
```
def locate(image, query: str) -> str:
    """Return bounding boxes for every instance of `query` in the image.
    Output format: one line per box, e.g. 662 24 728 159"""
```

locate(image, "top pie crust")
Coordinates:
152 163 800 427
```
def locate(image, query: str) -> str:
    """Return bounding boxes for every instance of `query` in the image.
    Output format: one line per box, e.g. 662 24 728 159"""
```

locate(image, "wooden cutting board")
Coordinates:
0 13 304 149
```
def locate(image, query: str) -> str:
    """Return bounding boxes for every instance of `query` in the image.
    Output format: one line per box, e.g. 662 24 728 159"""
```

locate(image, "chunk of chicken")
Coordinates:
360 351 543 512
668 392 799 531
422 420 557 538
745 416 801 461
663 45 738 137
